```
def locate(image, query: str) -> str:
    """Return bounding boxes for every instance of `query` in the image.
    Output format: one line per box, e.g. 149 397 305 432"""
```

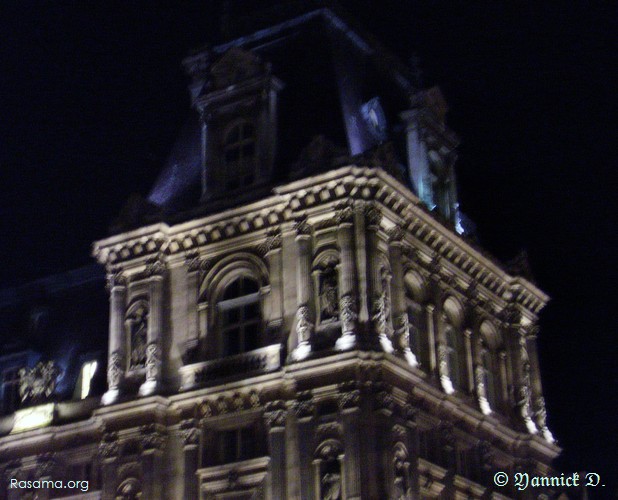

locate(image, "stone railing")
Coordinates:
179 344 282 390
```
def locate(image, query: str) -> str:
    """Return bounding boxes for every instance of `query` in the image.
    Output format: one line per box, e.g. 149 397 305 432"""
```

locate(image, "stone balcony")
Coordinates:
179 344 282 391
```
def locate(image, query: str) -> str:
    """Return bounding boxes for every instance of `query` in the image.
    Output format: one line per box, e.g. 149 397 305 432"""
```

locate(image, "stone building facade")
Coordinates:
0 5 561 499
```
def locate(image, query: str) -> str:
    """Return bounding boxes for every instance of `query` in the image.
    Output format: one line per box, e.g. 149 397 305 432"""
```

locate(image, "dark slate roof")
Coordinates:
135 6 420 227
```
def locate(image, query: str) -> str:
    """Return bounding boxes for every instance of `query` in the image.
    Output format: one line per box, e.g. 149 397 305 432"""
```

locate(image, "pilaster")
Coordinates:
102 272 126 405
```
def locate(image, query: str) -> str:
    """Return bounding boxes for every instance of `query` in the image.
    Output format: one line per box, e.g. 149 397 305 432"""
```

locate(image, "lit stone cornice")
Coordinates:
93 166 548 316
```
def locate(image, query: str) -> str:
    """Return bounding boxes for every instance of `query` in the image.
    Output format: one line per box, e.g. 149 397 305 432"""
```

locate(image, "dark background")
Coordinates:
1 1 616 496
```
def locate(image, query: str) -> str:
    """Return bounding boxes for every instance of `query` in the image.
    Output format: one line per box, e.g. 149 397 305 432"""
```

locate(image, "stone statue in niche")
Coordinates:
393 445 410 499
18 361 61 404
319 267 339 322
321 470 341 500
126 303 149 369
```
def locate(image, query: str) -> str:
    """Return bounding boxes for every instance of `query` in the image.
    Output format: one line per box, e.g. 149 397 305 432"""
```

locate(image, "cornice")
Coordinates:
92 166 548 315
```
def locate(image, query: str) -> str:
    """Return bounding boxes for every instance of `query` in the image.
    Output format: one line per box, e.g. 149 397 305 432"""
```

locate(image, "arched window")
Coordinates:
223 120 256 191
218 276 261 356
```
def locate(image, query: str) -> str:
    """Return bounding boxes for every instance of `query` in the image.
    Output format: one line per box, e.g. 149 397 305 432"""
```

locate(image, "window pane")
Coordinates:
224 328 241 356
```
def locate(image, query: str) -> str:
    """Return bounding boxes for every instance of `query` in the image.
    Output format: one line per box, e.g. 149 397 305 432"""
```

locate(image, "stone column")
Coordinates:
463 328 475 395
140 425 166 499
504 306 537 434
184 256 202 362
473 331 492 415
388 227 417 365
264 401 288 499
425 303 437 375
336 205 358 350
365 205 393 352
292 397 316 500
140 261 165 396
262 231 284 331
99 432 120 499
102 272 126 405
180 419 200 500
435 307 454 394
291 217 314 361
339 389 362 498
526 325 554 442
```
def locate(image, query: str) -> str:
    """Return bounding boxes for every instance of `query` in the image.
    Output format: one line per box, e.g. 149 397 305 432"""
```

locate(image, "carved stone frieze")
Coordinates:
387 224 405 243
195 390 261 420
106 271 127 291
99 432 120 459
258 229 282 256
18 361 61 404
393 313 411 351
264 400 287 429
186 253 211 274
180 419 200 446
292 393 315 419
339 293 357 335
294 215 311 236
372 291 392 339
145 342 160 382
295 305 314 343
140 424 166 452
364 204 382 227
145 258 166 277
338 389 360 410
335 203 354 225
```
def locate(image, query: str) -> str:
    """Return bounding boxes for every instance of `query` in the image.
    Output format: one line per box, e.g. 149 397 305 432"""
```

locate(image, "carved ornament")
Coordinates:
18 361 61 404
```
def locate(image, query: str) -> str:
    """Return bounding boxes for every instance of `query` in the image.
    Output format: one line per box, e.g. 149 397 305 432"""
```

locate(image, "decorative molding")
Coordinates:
339 293 357 336
99 432 120 459
257 229 282 256
364 203 382 227
106 271 127 291
338 389 360 410
295 305 314 343
293 215 311 236
108 351 123 389
18 361 60 404
140 424 166 452
264 400 287 429
145 342 160 382
180 419 200 446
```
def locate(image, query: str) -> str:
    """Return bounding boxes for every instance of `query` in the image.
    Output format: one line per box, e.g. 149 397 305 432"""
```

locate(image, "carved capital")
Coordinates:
140 424 166 452
387 224 405 243
264 400 288 429
106 271 127 291
186 253 211 273
258 229 282 256
294 216 311 236
335 203 355 225
364 204 382 227
338 389 360 410
145 259 165 277
292 396 314 419
180 419 200 446
99 432 120 459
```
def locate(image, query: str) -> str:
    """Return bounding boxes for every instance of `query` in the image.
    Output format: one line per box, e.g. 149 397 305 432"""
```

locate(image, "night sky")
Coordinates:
1 1 616 496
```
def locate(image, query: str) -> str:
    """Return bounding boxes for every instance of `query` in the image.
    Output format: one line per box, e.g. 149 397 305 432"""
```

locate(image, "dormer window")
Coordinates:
223 120 257 191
